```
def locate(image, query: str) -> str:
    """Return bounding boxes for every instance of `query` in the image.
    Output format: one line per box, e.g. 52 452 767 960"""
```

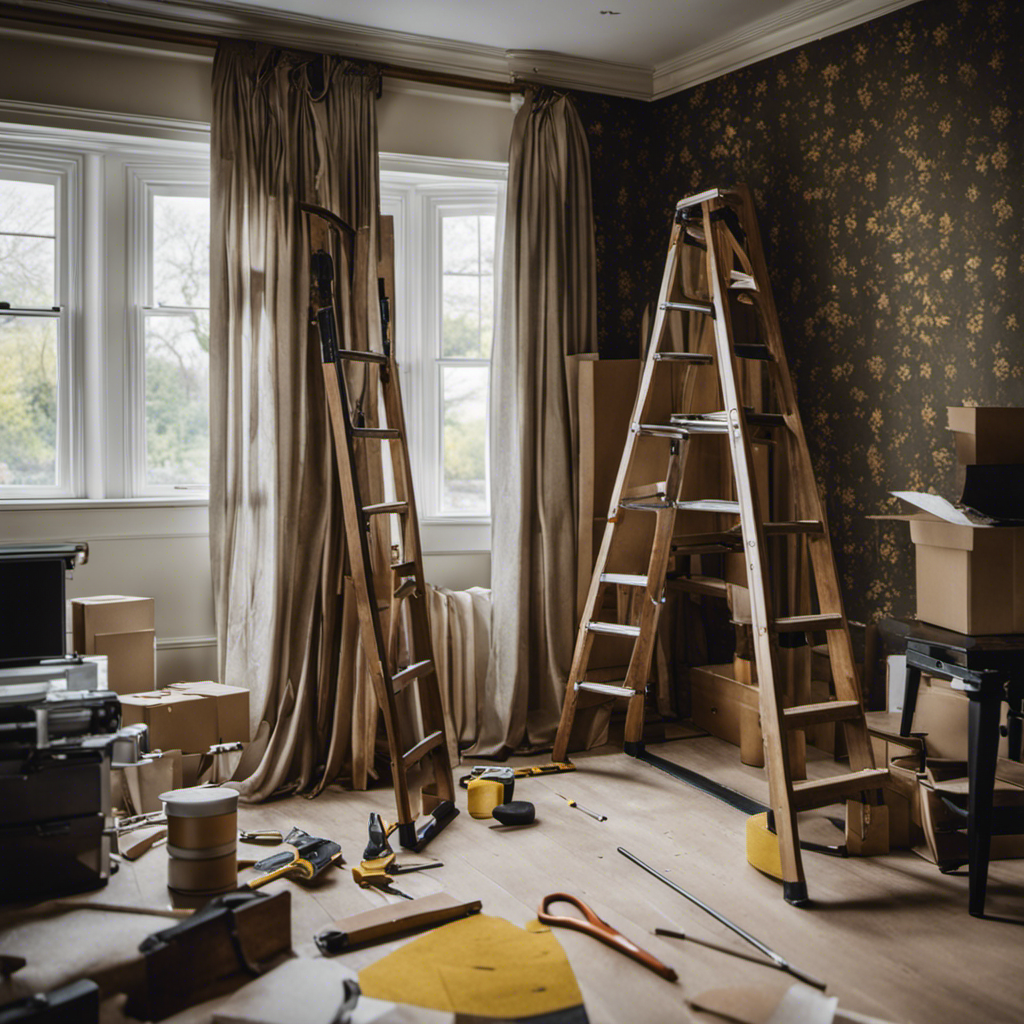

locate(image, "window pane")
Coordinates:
441 213 495 359
152 195 209 308
441 365 488 515
145 311 209 486
0 315 58 486
0 178 56 308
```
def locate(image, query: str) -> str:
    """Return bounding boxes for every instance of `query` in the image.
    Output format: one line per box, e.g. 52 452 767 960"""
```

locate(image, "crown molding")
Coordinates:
0 99 211 144
5 0 924 103
652 0 923 99
506 50 651 102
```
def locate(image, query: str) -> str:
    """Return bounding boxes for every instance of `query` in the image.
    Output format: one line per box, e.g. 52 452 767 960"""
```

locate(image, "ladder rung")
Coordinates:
783 700 862 730
675 499 741 514
660 300 715 318
665 415 729 435
600 573 649 587
351 427 401 440
391 560 416 576
774 614 844 633
653 352 714 364
392 659 433 695
586 621 641 638
729 271 757 291
619 499 675 513
669 410 785 431
338 348 388 364
734 344 773 361
666 575 728 599
676 187 739 210
362 501 409 516
393 579 417 601
636 423 690 439
790 769 890 811
402 730 444 769
575 681 639 700
762 520 823 536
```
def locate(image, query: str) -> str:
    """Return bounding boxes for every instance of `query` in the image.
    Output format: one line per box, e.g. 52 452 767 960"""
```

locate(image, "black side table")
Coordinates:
883 619 1024 916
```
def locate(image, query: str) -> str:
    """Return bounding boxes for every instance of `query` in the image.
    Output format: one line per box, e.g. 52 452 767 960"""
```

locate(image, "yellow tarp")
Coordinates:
358 914 584 1018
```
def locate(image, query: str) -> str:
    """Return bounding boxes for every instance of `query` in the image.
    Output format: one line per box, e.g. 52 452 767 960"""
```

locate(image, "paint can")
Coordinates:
160 786 239 895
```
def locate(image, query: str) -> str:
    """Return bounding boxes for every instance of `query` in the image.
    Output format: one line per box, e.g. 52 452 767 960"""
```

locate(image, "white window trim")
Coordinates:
0 148 82 499
380 154 506 552
126 164 210 498
0 119 209 509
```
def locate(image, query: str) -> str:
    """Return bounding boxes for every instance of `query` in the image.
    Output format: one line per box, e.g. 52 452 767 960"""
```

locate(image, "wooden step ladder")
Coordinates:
551 185 886 903
303 203 458 851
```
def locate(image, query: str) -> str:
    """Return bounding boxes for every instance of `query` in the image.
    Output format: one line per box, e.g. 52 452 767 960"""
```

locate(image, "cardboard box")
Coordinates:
947 406 1024 465
909 514 1024 634
71 596 155 694
119 690 217 754
168 682 250 743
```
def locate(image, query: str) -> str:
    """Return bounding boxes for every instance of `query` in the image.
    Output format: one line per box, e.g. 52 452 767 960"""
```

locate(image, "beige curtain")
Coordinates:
209 40 382 800
477 89 597 756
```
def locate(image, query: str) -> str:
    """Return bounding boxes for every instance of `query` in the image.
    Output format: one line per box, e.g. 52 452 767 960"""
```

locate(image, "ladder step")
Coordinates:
391 560 417 576
660 300 715 318
362 501 409 516
762 520 823 536
774 613 844 633
669 410 785 431
392 659 434 695
636 423 691 440
734 344 773 361
393 578 417 601
729 271 757 292
575 681 638 700
402 730 444 769
790 769 890 811
600 573 649 587
676 499 740 514
653 352 714 365
666 575 728 599
676 187 739 210
338 348 388 364
586 621 642 638
351 427 401 440
782 700 863 730
619 499 675 513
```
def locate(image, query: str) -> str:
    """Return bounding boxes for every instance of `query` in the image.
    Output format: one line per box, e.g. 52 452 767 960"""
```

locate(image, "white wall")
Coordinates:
0 21 503 685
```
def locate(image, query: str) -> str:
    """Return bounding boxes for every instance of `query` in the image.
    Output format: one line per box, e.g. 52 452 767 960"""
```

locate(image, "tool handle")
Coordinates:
538 894 678 983
247 862 302 890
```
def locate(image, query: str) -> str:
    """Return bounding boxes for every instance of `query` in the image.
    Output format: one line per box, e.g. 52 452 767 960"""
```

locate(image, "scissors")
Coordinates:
538 892 678 982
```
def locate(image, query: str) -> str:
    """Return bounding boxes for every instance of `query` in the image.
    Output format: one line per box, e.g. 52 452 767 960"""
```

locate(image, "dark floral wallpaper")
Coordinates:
573 0 1023 650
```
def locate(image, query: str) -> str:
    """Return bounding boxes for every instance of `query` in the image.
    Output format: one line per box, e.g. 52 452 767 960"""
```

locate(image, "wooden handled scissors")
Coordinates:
538 892 678 982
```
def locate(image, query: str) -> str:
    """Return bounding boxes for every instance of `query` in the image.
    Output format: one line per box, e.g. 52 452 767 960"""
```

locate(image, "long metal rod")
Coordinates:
617 848 826 991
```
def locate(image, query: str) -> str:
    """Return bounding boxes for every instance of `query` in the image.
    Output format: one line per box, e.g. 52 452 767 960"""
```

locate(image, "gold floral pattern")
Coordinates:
574 0 1023 645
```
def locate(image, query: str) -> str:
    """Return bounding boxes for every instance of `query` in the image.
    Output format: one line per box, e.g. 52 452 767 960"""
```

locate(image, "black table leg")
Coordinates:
968 694 1002 917
900 662 922 737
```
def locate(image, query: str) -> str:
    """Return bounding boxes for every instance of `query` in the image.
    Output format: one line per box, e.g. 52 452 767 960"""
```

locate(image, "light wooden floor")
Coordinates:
3 735 1023 1023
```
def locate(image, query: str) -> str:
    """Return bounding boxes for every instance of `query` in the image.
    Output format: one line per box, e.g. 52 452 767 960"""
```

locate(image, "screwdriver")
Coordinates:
555 793 607 821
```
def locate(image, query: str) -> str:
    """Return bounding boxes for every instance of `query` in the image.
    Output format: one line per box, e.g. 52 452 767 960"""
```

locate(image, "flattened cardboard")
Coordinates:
168 681 250 743
94 629 155 695
71 596 154 655
908 513 1024 633
119 691 217 753
947 406 1024 465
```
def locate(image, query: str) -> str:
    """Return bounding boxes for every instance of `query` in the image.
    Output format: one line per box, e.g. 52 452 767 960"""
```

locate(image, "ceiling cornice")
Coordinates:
4 0 924 102
653 0 924 99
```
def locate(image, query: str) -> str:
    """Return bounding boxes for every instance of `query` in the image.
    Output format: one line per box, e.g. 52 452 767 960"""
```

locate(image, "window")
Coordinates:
381 157 505 532
0 126 209 503
131 175 210 494
0 157 76 497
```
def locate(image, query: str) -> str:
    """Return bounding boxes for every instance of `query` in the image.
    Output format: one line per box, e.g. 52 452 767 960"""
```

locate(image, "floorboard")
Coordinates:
2 735 1022 1023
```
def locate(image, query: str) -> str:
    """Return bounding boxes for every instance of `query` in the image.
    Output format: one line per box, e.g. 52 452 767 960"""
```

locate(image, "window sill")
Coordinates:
0 496 210 511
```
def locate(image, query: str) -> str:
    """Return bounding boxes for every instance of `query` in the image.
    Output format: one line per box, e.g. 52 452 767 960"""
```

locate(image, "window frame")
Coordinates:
126 163 211 497
0 122 210 508
379 155 506 539
0 149 81 499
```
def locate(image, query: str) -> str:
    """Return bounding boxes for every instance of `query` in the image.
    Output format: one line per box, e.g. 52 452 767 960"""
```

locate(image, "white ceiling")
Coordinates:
39 0 922 98
225 0 800 69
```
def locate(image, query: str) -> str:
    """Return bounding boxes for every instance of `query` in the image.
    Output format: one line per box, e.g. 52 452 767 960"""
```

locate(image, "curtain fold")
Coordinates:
477 89 597 756
209 40 382 800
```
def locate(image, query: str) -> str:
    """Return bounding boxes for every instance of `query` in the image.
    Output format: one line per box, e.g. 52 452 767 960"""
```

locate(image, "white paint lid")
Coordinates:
160 786 239 818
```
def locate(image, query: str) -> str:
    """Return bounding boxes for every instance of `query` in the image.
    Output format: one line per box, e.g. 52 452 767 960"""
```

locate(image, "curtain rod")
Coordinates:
0 4 525 95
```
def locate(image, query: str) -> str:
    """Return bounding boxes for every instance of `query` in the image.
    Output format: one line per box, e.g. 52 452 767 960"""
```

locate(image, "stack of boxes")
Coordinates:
886 406 1024 863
